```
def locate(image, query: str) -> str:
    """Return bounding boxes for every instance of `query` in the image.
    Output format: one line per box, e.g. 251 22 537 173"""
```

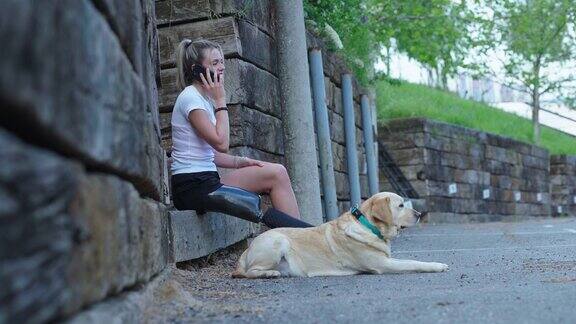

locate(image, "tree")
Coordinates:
476 0 576 145
379 0 473 89
303 0 474 87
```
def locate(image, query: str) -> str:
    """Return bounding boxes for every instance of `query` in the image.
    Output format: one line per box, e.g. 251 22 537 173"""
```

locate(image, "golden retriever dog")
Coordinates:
232 192 448 278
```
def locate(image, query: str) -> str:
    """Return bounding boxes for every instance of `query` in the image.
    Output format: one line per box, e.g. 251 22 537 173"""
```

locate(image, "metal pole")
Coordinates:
309 49 339 221
342 74 361 206
361 94 378 196
369 88 379 191
274 0 323 224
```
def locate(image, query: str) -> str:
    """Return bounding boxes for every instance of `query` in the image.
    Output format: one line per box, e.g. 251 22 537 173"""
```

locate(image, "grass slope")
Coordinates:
376 81 576 155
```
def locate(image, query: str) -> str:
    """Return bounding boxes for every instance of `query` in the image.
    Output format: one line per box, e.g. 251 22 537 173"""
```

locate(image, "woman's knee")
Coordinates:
269 163 290 184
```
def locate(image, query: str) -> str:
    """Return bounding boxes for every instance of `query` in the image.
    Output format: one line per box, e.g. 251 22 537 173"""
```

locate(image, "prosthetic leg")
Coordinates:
198 185 313 228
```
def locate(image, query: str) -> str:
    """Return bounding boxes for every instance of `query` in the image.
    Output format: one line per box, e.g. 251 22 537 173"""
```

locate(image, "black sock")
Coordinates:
262 208 314 228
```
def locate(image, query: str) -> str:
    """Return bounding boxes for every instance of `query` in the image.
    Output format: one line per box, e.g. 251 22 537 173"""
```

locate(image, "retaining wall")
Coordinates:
550 155 576 216
379 118 552 223
0 1 171 322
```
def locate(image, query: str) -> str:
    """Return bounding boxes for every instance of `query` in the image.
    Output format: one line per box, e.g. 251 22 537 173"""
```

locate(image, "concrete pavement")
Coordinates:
151 217 576 323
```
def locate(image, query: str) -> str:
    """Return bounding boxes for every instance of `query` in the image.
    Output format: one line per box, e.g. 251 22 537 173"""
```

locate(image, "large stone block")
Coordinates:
335 171 351 200
379 118 427 135
158 17 240 68
491 175 513 189
159 67 180 112
332 142 348 173
522 154 549 170
397 165 425 181
329 111 346 144
442 152 482 170
389 148 425 166
531 146 549 159
236 19 277 74
354 101 363 129
333 85 343 116
485 145 520 164
425 120 486 143
170 210 254 262
229 105 284 155
425 197 453 213
92 0 144 75
65 174 170 314
224 59 280 117
422 165 457 182
0 129 170 323
381 132 425 150
426 181 477 199
158 16 276 74
360 174 370 199
93 0 163 110
0 0 163 200
485 159 513 176
324 78 335 109
156 0 274 34
485 133 533 155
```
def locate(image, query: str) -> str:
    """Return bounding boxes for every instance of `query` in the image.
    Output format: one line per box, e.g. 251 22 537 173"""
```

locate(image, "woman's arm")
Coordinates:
213 151 265 169
188 70 230 152
188 109 229 153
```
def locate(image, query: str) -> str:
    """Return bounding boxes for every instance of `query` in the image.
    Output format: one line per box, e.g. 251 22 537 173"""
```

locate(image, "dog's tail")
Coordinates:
231 249 248 278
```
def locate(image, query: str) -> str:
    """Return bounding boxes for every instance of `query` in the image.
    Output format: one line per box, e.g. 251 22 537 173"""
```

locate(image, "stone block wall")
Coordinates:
0 1 171 322
550 155 576 216
156 0 370 219
379 118 551 223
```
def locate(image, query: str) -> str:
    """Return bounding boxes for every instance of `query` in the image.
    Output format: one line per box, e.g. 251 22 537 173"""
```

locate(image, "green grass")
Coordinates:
376 80 576 155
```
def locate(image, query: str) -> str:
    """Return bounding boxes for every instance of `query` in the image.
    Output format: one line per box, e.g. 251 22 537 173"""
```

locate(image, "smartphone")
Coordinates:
191 64 217 82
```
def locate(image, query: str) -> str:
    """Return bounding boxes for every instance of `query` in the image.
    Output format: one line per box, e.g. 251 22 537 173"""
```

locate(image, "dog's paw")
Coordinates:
428 262 449 272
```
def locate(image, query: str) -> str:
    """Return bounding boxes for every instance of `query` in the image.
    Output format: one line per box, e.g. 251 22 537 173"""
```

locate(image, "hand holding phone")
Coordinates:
195 65 226 107
191 64 216 82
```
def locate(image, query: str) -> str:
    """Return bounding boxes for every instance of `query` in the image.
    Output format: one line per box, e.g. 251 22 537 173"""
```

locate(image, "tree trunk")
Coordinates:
532 90 541 146
427 68 434 87
531 60 541 146
385 45 391 76
441 67 449 91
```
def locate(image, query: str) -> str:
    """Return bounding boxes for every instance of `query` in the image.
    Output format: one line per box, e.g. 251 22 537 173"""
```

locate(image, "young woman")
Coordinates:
170 38 311 228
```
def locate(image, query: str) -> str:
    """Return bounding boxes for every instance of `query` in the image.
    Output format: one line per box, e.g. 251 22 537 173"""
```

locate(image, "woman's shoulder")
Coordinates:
176 86 202 102
175 86 206 110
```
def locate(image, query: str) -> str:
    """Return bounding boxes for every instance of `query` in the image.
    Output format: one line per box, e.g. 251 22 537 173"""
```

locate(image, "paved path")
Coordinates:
165 217 576 323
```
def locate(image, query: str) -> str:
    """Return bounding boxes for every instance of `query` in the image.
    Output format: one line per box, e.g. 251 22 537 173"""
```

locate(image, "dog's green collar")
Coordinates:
350 204 384 240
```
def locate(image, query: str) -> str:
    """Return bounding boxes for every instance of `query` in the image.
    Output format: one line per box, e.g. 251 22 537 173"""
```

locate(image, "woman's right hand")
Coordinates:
200 68 226 107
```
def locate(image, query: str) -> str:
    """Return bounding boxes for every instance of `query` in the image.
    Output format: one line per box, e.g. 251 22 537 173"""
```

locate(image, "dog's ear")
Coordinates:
369 196 393 224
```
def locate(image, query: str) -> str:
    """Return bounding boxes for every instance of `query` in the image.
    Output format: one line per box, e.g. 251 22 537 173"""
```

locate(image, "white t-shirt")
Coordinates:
171 85 217 174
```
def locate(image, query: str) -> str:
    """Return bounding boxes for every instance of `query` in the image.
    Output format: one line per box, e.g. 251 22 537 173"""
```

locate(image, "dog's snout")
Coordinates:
419 211 428 220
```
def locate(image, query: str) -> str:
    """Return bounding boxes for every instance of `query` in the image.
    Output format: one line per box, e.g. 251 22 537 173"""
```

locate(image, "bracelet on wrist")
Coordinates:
215 107 228 113
234 156 247 169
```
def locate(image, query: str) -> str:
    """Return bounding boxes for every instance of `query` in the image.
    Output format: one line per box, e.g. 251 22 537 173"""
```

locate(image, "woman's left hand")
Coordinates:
238 157 264 168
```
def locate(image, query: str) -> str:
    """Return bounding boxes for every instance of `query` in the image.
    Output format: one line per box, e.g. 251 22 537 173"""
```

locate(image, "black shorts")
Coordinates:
171 171 223 211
